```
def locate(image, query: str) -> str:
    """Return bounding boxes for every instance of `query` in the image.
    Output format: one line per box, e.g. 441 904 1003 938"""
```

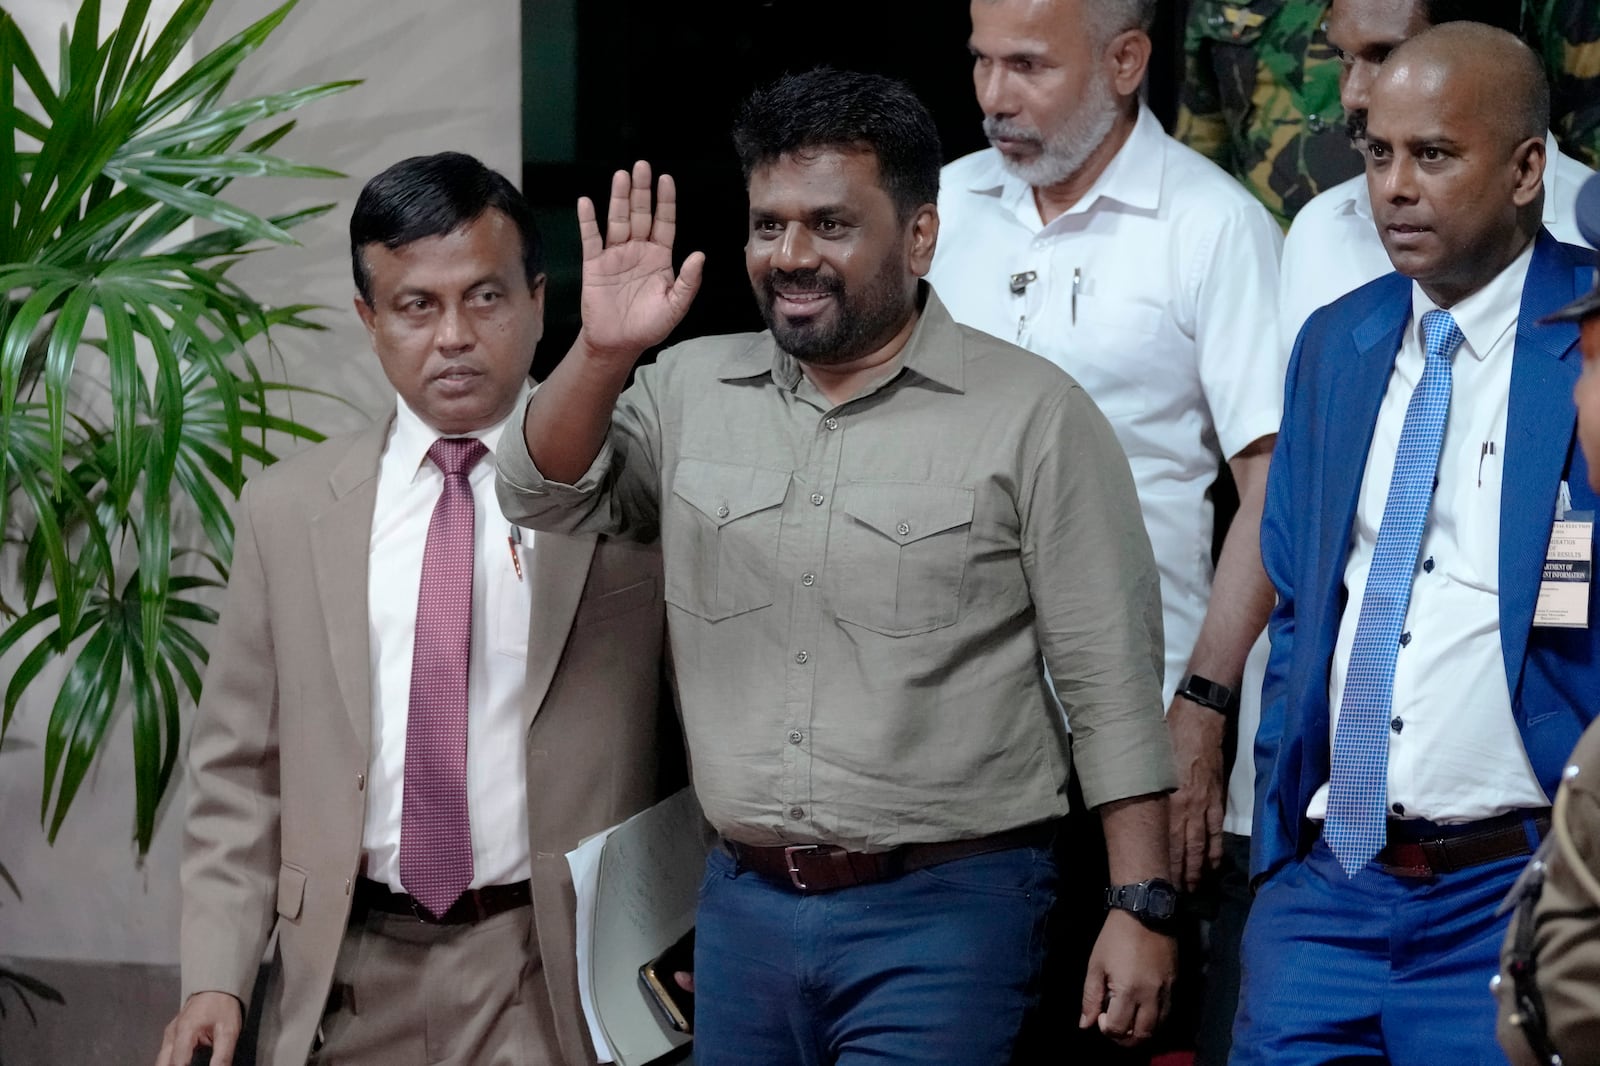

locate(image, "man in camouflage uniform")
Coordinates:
1178 1 1361 229
1180 0 1600 226
1528 0 1600 168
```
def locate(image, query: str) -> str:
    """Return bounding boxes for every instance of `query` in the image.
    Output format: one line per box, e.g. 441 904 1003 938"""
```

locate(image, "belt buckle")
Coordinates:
784 844 826 891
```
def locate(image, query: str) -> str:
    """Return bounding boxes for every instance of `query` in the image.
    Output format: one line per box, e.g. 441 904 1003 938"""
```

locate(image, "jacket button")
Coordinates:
344 878 352 895
356 772 366 791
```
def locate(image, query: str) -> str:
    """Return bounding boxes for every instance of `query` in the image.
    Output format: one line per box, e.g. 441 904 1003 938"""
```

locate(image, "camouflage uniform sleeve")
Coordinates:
1176 1 1362 229
1528 0 1600 169
1177 0 1234 169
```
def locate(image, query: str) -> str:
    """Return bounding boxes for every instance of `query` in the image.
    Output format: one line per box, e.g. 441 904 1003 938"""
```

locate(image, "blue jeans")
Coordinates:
1231 836 1523 1066
693 843 1057 1066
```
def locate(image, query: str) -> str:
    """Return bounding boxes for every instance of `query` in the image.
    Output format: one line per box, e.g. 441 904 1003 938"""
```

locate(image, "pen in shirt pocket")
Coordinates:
507 524 524 581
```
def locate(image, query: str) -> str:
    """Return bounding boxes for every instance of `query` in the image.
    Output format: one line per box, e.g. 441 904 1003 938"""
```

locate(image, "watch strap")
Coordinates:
1178 673 1236 717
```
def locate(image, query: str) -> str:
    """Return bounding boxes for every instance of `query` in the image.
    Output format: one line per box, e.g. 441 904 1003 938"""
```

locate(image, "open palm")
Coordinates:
578 161 704 360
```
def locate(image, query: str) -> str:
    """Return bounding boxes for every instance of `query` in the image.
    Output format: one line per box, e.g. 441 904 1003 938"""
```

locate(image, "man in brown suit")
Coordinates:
155 153 676 1066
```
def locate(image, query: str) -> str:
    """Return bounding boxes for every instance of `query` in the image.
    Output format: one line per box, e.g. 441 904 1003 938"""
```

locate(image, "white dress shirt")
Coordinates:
1305 242 1549 825
363 392 534 890
929 104 1285 701
1279 134 1595 352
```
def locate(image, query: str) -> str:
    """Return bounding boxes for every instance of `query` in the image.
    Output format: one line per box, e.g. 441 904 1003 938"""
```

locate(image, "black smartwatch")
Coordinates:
1177 673 1236 718
1105 878 1180 929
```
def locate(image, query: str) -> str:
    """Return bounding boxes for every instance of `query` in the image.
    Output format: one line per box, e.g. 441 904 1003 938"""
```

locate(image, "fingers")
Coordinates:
629 160 655 242
673 970 696 993
211 1023 239 1066
1183 815 1207 891
1207 800 1225 871
605 168 632 248
155 1018 178 1066
577 196 601 262
651 172 679 250
670 251 707 316
1078 960 1107 1030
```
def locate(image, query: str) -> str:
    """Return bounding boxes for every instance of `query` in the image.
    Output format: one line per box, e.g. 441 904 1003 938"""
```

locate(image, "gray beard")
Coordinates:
984 79 1119 189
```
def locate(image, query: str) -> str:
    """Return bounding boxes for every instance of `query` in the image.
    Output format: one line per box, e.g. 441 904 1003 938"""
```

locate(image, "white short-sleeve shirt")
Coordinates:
929 104 1286 700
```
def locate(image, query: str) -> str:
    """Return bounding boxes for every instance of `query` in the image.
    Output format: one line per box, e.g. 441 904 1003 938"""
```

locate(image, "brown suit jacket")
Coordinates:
178 413 675 1066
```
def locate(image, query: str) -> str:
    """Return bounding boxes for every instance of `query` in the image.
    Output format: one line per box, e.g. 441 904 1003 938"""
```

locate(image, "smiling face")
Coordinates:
745 147 934 366
354 208 544 435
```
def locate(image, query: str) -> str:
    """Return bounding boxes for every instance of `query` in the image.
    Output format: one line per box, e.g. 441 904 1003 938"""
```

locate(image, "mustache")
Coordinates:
765 268 843 295
982 116 1042 147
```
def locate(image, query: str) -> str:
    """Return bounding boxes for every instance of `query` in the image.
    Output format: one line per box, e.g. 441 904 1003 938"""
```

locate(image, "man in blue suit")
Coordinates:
1234 22 1600 1066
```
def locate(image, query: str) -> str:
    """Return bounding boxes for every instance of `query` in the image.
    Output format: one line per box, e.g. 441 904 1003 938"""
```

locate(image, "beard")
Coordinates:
754 258 914 367
984 73 1119 188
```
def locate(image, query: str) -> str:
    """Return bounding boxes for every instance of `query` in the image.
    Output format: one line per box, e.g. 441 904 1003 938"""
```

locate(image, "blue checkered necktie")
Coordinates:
1325 309 1465 876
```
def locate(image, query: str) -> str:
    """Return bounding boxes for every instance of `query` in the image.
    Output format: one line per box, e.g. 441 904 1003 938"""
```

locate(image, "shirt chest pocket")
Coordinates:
665 458 791 622
832 482 975 637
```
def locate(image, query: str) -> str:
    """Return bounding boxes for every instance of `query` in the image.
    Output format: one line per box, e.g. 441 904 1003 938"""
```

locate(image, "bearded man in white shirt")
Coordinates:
927 1 1285 1059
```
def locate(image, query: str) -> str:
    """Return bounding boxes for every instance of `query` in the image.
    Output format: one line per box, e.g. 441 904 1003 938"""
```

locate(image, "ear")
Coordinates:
529 273 547 344
354 292 378 344
906 203 940 278
1106 28 1152 99
1509 134 1546 210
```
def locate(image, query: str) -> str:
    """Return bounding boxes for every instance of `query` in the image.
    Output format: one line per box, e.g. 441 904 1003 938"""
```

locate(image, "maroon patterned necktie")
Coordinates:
399 437 488 918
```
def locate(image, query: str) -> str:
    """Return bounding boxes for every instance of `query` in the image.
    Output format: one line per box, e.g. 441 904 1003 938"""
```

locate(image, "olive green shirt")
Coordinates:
497 289 1175 850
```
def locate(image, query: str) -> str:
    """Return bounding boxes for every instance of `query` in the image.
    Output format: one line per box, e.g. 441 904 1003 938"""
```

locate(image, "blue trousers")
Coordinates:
1231 837 1523 1066
692 843 1056 1066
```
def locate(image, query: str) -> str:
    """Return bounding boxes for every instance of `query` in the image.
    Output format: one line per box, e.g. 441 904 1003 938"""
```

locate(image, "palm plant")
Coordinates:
0 0 357 853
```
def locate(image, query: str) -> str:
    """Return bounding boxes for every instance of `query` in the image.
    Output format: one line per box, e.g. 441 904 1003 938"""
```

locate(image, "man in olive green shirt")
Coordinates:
498 70 1176 1065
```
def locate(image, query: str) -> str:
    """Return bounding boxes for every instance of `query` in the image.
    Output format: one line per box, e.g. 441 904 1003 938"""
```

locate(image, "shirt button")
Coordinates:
1390 717 1403 733
795 650 809 664
344 878 352 895
1392 802 1406 816
801 572 816 586
896 521 911 536
789 806 805 820
788 729 804 744
1307 113 1326 134
356 772 366 791
1399 632 1412 647
811 492 825 506
716 504 730 519
1422 557 1435 573
824 417 839 431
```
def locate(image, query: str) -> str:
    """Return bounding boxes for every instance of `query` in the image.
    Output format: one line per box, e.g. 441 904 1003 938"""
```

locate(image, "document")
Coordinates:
567 788 716 1065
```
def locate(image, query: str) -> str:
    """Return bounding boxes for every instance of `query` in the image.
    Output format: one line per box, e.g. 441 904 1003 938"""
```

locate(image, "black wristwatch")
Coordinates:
1177 673 1236 718
1105 878 1180 929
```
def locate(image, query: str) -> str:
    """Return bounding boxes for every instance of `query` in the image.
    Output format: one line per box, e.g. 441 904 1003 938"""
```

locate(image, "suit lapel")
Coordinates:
309 417 389 750
521 531 598 731
1500 234 1583 698
1320 278 1411 603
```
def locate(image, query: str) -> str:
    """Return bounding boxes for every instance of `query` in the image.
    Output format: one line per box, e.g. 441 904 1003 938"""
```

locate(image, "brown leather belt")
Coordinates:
1369 810 1550 878
725 823 1056 894
352 876 531 925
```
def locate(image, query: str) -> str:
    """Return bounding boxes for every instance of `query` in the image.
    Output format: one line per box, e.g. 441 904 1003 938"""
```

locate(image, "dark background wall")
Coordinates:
522 0 1191 378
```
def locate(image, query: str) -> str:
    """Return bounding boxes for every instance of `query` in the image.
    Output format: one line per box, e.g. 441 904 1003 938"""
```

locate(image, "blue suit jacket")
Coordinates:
1253 231 1600 881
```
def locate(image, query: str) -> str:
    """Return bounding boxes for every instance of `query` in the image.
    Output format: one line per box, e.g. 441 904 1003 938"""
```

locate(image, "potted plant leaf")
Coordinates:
0 0 358 854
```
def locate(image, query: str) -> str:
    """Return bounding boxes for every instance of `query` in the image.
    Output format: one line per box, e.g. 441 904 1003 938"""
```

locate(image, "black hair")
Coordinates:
1421 0 1523 35
350 152 544 305
731 68 942 223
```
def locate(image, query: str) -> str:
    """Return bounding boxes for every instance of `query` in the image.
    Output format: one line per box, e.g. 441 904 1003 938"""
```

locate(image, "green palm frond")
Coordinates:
0 0 358 853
